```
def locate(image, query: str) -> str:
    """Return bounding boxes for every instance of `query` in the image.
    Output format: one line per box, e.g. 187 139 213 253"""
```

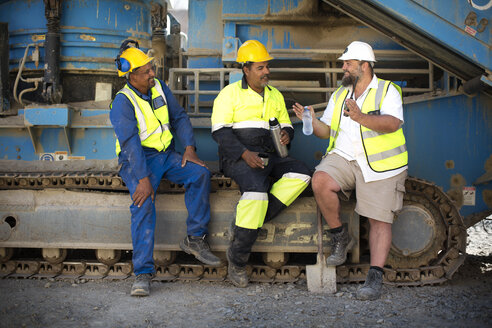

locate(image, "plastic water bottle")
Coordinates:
302 106 313 135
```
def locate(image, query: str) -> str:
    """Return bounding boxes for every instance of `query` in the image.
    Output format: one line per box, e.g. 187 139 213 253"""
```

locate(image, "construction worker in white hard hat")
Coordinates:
293 41 408 300
110 39 222 297
211 40 311 288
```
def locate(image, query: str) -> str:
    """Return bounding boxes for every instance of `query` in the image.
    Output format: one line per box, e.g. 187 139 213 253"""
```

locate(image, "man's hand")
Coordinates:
344 99 401 133
132 176 154 208
292 103 314 121
343 99 363 122
241 149 264 169
181 145 207 168
280 129 290 145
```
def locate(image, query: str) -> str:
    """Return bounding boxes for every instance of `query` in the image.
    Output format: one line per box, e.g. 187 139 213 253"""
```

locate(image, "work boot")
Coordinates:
357 267 384 300
180 235 222 266
227 226 258 288
325 226 354 266
226 248 248 288
130 273 153 297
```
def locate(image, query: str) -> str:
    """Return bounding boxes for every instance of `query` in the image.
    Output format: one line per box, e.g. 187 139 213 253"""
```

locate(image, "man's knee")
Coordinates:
188 164 211 184
368 218 392 231
312 171 339 194
130 197 154 218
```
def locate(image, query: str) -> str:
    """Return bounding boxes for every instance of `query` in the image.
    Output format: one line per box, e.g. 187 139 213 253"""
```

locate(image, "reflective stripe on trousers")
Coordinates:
270 172 310 206
236 192 269 230
235 173 311 229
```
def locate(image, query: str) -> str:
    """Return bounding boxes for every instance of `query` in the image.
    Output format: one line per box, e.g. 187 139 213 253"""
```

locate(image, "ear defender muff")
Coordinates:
115 39 140 74
118 57 131 73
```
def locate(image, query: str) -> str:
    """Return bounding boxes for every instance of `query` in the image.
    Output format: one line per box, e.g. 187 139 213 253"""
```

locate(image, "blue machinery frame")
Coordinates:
0 0 491 219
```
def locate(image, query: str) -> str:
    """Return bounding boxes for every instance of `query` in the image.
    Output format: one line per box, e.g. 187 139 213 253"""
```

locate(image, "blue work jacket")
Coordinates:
110 79 196 181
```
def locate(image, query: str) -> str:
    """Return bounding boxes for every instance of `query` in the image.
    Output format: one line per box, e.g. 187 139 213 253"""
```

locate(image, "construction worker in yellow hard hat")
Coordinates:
234 39 274 94
211 40 311 288
115 40 154 77
110 39 222 297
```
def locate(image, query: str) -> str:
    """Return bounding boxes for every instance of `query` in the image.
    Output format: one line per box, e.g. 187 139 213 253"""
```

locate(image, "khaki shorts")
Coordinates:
315 153 407 223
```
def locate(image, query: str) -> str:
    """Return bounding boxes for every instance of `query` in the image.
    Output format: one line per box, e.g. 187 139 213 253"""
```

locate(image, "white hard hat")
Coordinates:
338 41 376 63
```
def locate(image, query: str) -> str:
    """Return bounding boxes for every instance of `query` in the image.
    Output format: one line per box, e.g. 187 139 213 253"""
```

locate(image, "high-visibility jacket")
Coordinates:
112 79 173 155
327 78 408 172
211 77 293 161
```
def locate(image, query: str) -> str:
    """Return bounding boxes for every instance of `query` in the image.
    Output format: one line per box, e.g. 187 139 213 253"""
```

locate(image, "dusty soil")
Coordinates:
1 220 491 328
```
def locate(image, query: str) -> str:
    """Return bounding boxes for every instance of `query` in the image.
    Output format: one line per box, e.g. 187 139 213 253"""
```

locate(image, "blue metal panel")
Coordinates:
412 0 491 46
70 128 116 159
222 0 269 16
222 0 307 18
403 93 492 216
0 132 36 161
368 0 491 72
188 0 222 51
0 0 154 71
24 107 69 126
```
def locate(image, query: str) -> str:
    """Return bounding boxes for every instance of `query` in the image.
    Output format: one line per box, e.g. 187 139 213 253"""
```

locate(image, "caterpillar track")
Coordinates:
0 169 467 286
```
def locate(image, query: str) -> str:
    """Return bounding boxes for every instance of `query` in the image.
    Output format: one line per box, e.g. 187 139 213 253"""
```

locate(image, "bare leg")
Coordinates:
368 218 392 267
312 171 342 229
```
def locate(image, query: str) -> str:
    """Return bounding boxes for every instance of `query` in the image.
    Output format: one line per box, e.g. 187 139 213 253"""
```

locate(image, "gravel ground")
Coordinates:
0 219 491 328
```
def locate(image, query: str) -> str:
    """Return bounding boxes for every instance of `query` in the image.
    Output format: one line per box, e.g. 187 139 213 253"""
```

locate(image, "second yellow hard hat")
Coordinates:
236 40 274 64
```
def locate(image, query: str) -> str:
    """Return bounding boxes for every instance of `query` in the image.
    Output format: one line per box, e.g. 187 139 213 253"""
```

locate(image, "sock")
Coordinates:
370 265 384 274
329 226 343 234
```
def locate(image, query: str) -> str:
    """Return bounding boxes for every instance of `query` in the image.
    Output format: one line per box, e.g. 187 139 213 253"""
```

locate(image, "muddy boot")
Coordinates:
227 226 258 288
357 267 384 300
180 235 222 266
325 226 354 266
226 248 248 288
130 273 153 297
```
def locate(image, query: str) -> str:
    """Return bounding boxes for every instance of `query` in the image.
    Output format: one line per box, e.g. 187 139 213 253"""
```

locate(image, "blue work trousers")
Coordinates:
119 150 211 275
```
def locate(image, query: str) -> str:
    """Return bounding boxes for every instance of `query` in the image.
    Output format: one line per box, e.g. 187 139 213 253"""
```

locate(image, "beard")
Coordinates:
341 64 362 87
341 74 354 87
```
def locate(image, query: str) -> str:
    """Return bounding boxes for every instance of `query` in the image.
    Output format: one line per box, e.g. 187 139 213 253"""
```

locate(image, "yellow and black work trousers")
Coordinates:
224 153 311 267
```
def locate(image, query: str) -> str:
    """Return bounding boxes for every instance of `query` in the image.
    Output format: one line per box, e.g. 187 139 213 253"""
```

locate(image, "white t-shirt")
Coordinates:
320 75 407 182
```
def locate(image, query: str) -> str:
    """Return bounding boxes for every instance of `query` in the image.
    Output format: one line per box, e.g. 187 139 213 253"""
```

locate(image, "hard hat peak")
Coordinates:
338 41 376 63
236 40 274 64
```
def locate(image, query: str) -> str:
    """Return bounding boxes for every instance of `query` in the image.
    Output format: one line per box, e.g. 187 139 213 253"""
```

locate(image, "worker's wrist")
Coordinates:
356 113 366 126
185 145 196 152
138 176 150 183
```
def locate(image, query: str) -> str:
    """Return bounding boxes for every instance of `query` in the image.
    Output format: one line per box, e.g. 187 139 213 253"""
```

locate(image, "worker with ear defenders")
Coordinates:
110 39 221 297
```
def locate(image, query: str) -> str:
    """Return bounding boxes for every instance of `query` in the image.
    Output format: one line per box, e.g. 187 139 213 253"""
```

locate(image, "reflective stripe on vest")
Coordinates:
114 79 173 155
211 80 293 133
327 78 407 172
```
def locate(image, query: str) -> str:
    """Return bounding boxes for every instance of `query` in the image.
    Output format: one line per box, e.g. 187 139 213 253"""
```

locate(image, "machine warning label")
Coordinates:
463 186 476 206
465 25 477 36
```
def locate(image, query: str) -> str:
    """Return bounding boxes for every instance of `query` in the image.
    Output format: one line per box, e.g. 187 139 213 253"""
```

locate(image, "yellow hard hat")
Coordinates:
116 46 154 77
236 40 274 63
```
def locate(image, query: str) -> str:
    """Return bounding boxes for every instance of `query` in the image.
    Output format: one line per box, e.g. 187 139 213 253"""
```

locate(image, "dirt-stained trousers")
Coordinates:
119 149 212 275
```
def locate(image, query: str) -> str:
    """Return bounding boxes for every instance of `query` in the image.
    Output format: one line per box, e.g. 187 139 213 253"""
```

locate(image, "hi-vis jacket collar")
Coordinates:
125 80 152 101
242 75 272 91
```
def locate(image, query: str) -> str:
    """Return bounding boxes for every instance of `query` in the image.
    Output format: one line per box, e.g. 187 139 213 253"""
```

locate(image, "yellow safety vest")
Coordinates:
211 79 292 133
327 78 408 172
113 79 173 155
